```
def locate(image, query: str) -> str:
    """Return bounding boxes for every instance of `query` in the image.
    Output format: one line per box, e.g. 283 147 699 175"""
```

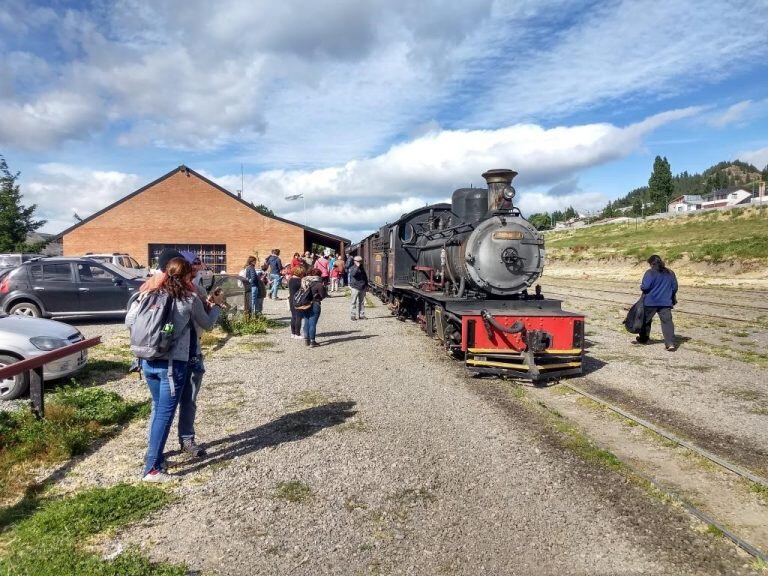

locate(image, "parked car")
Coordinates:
0 257 144 319
0 314 87 400
0 253 43 272
83 253 149 279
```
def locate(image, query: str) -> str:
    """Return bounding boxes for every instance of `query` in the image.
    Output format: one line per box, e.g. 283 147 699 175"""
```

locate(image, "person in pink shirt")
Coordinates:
329 263 340 292
315 254 330 285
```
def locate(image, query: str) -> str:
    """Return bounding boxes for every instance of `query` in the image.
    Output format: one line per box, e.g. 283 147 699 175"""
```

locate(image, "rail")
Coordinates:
0 336 102 418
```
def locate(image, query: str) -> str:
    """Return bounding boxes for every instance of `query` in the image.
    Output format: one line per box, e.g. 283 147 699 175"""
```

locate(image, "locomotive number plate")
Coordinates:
493 231 524 240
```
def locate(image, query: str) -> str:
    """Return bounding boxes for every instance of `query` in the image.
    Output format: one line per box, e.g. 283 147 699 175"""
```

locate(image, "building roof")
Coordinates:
54 165 349 245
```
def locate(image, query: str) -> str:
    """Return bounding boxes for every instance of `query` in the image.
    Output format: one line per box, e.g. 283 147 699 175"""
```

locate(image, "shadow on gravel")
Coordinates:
582 355 607 376
173 401 357 476
318 330 360 337
320 334 378 346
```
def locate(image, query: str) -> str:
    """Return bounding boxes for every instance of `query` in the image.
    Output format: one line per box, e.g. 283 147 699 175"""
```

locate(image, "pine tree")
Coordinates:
0 156 46 252
648 156 674 213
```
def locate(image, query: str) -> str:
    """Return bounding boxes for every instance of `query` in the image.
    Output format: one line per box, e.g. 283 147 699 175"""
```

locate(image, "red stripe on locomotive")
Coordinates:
461 314 584 352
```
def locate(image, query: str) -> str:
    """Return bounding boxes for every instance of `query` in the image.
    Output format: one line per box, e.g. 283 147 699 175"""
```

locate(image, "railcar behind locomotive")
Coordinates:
352 169 584 382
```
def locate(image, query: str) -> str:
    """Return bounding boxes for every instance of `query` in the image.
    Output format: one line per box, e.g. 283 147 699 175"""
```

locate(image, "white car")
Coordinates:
0 314 87 400
83 253 149 279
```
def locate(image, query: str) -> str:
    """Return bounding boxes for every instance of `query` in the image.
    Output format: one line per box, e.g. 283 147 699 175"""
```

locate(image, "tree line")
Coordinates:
527 157 768 230
0 156 46 252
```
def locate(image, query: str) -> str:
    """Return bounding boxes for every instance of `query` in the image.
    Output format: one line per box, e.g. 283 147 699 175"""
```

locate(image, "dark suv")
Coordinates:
0 257 144 318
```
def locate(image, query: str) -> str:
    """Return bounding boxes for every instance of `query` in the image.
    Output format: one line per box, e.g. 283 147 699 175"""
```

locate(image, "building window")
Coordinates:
148 244 227 273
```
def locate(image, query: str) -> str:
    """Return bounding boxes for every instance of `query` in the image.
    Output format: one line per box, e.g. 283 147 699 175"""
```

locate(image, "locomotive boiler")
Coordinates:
353 169 584 382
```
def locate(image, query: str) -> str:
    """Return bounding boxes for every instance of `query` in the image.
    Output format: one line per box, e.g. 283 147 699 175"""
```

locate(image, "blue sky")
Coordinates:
1 0 767 240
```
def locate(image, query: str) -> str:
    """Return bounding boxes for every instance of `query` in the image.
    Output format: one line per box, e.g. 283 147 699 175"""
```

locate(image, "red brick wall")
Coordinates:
63 170 305 271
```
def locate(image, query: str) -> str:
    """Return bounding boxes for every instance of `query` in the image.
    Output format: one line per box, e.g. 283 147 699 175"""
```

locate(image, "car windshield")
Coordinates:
100 262 130 278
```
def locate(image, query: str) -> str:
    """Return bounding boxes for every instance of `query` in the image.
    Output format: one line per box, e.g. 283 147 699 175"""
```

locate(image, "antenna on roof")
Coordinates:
73 212 83 222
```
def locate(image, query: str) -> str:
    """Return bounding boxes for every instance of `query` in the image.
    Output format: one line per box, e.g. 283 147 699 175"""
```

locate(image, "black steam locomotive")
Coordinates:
351 169 584 381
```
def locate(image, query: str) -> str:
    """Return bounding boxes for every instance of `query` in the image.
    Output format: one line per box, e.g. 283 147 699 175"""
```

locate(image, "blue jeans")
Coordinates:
270 274 281 298
178 356 205 445
251 286 264 313
301 302 321 341
142 359 188 475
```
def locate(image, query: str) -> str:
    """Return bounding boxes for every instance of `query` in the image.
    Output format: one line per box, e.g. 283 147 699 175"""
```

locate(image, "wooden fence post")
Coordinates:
29 366 45 419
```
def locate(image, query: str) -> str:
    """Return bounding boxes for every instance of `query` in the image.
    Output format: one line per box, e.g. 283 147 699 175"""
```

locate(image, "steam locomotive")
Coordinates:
351 169 584 382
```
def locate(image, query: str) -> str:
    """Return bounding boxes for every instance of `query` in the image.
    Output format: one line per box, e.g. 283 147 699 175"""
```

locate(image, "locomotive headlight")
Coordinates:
502 185 516 200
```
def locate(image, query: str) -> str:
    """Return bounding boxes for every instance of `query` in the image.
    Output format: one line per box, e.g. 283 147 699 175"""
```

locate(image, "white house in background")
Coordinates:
668 186 754 213
668 195 703 213
701 187 752 209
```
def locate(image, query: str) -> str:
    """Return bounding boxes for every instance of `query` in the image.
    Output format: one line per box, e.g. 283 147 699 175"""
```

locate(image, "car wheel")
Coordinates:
9 301 42 318
0 354 30 400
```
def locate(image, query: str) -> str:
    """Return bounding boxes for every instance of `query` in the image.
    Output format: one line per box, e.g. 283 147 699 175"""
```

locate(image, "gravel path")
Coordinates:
541 283 768 478
54 293 756 575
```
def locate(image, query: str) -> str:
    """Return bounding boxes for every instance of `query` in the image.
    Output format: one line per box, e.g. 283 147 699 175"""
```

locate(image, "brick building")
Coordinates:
55 165 348 272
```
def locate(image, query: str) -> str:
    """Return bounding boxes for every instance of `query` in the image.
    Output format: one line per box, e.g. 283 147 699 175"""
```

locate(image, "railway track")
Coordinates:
553 383 768 563
544 289 768 325
543 281 768 314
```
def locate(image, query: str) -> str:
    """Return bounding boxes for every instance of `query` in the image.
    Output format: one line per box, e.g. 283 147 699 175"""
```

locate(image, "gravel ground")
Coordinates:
49 291 759 575
540 282 768 478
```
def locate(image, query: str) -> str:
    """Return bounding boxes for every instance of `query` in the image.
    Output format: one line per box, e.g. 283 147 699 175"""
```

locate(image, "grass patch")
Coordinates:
274 480 312 503
289 389 332 409
237 341 275 352
705 523 724 538
75 359 132 385
89 343 134 362
0 387 147 501
545 206 768 263
218 310 284 336
0 483 185 575
750 482 768 505
199 329 227 348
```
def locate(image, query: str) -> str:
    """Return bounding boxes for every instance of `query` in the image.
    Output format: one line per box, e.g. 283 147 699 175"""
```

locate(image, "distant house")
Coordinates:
668 195 703 213
668 187 752 213
700 187 752 209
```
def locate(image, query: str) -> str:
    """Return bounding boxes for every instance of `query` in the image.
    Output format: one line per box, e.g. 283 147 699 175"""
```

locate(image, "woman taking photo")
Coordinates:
127 257 225 481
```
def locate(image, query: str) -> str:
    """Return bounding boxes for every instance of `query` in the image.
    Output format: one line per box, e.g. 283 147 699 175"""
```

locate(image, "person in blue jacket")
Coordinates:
636 254 678 350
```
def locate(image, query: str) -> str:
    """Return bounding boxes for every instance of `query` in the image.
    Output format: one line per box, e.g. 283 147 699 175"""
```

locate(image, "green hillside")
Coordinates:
545 205 768 264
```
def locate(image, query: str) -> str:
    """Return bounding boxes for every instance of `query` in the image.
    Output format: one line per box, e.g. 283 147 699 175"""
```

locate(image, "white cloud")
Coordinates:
1 0 763 161
708 100 753 128
208 108 695 239
738 146 768 171
469 1 768 126
25 165 143 233
29 107 693 239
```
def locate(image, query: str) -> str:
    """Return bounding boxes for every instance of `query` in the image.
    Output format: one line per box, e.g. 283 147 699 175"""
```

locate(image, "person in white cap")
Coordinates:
348 255 368 320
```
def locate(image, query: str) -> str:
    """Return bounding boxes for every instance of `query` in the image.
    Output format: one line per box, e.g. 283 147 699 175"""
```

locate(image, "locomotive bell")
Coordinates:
482 169 517 212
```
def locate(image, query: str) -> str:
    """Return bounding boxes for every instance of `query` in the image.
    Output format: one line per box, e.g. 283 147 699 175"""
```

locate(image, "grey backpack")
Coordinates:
129 291 176 359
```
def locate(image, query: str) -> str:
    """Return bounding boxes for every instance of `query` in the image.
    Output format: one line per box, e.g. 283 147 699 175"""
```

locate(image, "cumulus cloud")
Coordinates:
708 100 753 128
25 165 143 234
738 146 768 171
1 0 764 161
209 108 696 238
29 106 694 239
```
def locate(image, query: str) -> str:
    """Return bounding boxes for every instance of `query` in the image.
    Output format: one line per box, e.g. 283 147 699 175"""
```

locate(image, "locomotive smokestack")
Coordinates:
482 169 518 212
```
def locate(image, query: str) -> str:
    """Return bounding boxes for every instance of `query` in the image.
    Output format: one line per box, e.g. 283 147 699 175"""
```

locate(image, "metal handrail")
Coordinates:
0 336 102 418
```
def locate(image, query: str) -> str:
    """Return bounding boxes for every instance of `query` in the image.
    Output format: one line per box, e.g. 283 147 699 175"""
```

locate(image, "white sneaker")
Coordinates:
142 469 177 483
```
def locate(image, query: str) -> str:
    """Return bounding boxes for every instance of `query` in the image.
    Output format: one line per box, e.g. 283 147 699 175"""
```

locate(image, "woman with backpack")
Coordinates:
127 257 225 482
288 266 306 339
294 267 326 347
